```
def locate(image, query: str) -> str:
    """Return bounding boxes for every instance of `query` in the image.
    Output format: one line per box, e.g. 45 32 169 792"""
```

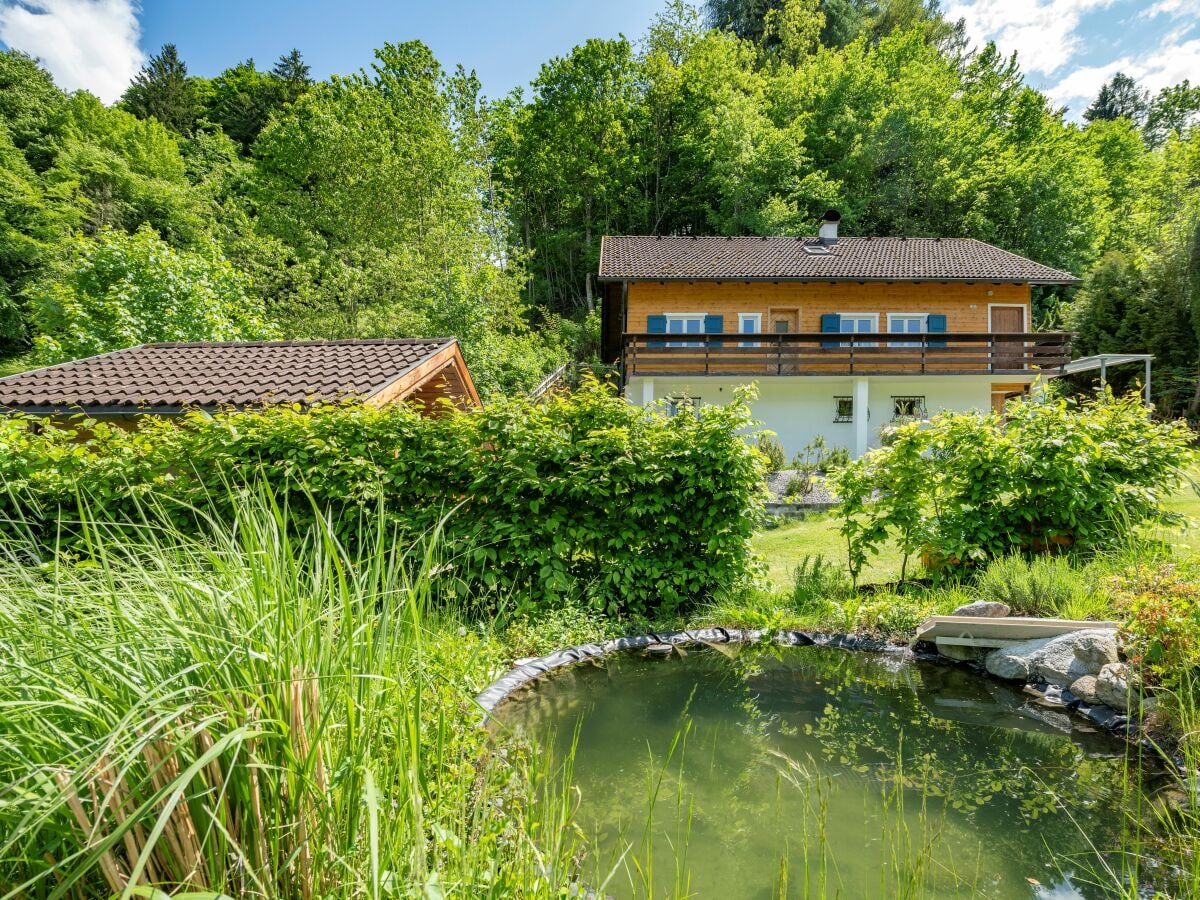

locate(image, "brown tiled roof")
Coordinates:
0 338 457 414
598 236 1080 284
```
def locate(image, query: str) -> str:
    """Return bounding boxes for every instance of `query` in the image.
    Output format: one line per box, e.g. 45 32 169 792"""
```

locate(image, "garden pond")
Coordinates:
494 644 1178 899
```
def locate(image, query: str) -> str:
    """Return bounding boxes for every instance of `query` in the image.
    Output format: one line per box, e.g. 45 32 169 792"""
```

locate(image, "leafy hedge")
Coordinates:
0 381 765 617
829 392 1197 582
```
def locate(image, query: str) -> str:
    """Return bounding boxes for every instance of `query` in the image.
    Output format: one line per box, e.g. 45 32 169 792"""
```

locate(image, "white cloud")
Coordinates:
944 0 1115 76
1141 0 1200 19
1046 34 1200 111
0 0 144 104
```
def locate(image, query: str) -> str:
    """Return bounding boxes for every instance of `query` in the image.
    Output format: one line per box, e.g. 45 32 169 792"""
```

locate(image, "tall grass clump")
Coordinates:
0 491 585 899
972 554 1110 619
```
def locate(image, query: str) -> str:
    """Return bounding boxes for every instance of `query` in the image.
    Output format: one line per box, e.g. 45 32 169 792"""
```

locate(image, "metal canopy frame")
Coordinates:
1058 353 1154 406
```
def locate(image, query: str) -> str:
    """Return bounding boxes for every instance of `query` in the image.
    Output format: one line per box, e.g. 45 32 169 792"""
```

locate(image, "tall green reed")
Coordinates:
0 488 584 899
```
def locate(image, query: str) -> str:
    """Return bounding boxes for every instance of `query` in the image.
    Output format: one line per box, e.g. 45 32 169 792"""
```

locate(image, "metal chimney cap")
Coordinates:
819 209 842 223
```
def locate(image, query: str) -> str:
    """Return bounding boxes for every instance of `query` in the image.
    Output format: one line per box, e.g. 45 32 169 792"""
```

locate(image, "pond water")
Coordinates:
495 645 1163 899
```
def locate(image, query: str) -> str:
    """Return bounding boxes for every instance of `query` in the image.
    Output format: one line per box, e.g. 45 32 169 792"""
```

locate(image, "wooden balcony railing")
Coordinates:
622 332 1072 377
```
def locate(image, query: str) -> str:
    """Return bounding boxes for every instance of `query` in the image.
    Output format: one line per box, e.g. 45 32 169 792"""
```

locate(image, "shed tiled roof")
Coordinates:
0 338 456 414
598 236 1080 284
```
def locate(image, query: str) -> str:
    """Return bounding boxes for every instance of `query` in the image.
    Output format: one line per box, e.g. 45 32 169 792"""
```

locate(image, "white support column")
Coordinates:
641 377 656 407
853 377 870 458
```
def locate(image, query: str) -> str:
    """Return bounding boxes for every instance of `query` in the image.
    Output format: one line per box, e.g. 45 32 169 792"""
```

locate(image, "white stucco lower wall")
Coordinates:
626 375 1028 457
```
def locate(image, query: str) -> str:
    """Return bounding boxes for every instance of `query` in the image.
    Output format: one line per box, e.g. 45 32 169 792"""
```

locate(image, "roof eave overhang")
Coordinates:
0 399 365 417
1 404 212 417
597 275 1080 285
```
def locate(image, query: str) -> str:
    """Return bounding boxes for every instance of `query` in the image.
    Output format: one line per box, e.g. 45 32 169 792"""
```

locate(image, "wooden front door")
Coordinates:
991 306 1025 370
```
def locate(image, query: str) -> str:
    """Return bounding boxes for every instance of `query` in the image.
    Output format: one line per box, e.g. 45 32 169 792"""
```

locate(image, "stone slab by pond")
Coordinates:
916 615 1119 646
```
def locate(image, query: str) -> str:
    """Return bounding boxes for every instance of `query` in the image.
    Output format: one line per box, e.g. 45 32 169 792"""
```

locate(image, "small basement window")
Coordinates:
891 396 926 419
834 397 853 422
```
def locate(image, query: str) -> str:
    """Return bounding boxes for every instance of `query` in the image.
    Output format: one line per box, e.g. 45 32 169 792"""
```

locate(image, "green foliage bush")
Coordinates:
0 380 765 618
783 474 814 499
756 433 786 473
1113 563 1200 689
829 392 1197 576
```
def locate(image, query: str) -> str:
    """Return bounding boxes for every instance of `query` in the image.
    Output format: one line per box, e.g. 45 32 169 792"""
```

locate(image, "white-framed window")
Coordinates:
665 313 705 347
839 313 879 347
834 396 854 422
738 312 762 347
891 396 926 420
887 313 927 347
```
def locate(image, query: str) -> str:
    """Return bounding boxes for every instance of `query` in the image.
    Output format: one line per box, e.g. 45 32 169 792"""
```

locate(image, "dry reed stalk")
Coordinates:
96 755 161 886
141 733 207 888
305 675 327 800
54 768 125 894
245 706 269 880
305 672 332 887
290 668 315 900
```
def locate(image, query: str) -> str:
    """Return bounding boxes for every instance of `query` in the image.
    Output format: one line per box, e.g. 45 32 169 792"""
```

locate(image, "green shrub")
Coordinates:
502 600 614 658
1113 563 1200 689
789 435 849 474
783 474 814 499
822 447 850 471
829 392 1196 574
756 434 787 473
0 380 766 618
860 591 929 635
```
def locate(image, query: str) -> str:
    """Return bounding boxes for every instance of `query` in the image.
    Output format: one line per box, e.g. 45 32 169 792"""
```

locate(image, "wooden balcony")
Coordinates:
622 332 1073 378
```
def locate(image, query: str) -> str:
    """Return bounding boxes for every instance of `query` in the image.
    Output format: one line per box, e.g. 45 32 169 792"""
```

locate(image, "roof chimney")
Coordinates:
818 209 841 246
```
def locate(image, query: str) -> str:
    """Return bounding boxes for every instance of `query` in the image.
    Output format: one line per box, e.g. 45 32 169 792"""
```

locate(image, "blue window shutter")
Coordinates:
927 313 947 348
821 313 841 348
647 314 666 348
704 314 723 347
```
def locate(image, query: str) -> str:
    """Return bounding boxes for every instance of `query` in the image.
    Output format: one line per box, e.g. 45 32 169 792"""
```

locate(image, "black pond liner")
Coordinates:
475 627 1173 759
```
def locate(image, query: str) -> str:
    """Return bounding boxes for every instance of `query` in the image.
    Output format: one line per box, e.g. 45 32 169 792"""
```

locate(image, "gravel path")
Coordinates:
765 469 838 503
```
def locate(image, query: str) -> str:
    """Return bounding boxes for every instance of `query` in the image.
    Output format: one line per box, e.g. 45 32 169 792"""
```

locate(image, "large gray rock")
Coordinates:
1033 630 1119 687
1069 674 1099 704
985 636 1053 680
1096 662 1134 711
984 629 1119 687
952 601 1011 618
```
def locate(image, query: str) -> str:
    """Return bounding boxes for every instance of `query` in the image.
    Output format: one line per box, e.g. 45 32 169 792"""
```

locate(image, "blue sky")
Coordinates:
0 1 1197 118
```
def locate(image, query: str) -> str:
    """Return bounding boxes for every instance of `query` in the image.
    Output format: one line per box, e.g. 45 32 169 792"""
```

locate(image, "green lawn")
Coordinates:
753 472 1200 593
752 514 904 591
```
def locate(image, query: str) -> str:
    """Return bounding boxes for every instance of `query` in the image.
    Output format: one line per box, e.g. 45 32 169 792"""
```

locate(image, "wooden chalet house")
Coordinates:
599 211 1087 458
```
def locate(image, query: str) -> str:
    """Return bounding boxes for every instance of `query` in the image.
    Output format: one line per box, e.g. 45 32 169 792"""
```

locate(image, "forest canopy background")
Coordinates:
0 0 1197 410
